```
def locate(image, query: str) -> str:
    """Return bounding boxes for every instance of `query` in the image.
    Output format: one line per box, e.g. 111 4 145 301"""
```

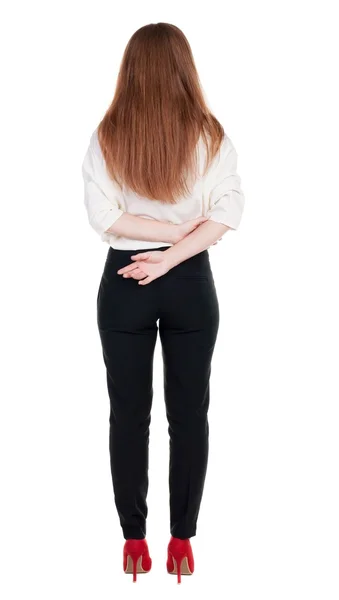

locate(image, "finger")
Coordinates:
129 270 148 280
117 262 140 274
138 275 154 285
130 252 152 261
122 266 145 279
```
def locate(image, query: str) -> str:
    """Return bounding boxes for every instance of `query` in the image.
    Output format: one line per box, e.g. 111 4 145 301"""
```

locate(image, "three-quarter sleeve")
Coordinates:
81 130 124 242
206 135 245 230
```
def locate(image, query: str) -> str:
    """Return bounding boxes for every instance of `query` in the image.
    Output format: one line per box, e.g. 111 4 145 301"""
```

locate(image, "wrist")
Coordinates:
166 223 181 244
163 245 181 270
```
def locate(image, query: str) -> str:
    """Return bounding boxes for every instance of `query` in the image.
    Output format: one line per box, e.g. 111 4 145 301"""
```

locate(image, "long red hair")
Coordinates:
97 22 224 204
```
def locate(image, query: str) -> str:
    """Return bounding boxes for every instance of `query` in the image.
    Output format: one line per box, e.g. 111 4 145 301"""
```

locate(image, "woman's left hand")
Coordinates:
117 251 172 285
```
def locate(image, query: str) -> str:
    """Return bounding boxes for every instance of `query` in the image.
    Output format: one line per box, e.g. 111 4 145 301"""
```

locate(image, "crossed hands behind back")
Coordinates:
116 216 222 286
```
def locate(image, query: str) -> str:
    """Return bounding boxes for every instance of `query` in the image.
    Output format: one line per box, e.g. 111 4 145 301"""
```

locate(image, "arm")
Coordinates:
117 136 245 284
82 141 176 243
105 213 177 244
163 219 231 268
82 138 206 244
104 212 206 244
162 138 245 268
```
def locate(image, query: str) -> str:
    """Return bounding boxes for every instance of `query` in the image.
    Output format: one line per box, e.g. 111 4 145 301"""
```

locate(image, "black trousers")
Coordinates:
97 245 220 540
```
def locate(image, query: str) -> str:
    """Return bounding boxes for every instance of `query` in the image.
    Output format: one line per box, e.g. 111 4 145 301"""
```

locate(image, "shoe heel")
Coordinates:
167 537 194 583
177 556 183 584
169 551 185 584
125 552 140 582
123 538 152 582
132 554 138 583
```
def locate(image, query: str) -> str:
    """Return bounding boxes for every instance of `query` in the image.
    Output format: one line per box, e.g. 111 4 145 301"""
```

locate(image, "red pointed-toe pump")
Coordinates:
123 538 152 582
167 536 195 583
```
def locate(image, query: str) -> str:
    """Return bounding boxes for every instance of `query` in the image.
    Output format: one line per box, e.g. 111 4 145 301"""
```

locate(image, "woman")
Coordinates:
81 22 245 584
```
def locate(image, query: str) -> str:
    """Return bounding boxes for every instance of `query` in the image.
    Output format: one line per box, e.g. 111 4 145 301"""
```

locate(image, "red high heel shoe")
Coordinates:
167 536 194 583
123 538 152 582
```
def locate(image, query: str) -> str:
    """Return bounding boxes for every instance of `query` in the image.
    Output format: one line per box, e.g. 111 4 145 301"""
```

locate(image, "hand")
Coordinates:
173 216 209 243
211 237 223 245
117 250 172 285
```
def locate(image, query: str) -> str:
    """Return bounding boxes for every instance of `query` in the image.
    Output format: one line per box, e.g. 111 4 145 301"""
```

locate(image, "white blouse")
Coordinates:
81 127 245 250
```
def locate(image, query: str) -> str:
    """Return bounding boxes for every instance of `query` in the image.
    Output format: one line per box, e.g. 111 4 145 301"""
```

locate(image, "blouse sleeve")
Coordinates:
81 130 124 242
205 135 245 230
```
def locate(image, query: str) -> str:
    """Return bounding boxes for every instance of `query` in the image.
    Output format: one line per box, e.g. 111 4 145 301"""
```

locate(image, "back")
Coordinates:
81 127 245 250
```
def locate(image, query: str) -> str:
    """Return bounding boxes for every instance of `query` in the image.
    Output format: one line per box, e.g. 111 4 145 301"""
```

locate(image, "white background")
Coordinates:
1 1 338 598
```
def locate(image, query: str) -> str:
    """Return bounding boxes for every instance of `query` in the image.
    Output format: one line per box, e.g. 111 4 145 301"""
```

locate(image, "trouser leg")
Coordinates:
159 264 219 538
97 249 159 539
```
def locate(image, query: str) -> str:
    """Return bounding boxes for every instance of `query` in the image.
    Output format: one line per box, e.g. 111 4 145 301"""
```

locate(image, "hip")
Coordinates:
103 245 214 280
97 245 219 328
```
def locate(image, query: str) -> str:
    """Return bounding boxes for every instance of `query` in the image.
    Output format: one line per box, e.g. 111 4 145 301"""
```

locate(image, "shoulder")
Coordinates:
217 133 237 162
83 126 108 173
88 126 102 157
82 126 106 179
203 133 237 176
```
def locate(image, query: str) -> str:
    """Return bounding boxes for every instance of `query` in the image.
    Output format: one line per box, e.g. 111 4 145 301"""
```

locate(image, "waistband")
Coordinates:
105 245 210 269
108 245 173 254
